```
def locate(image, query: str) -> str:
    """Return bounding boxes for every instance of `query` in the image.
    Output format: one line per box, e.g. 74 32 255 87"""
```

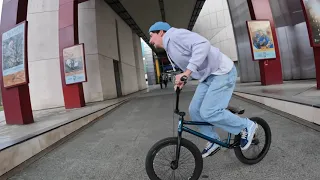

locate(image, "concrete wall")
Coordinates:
79 1 103 102
141 40 156 85
227 0 260 82
26 0 145 110
116 16 139 95
133 34 147 90
269 0 315 80
27 0 64 110
95 1 119 99
193 0 238 61
78 0 119 101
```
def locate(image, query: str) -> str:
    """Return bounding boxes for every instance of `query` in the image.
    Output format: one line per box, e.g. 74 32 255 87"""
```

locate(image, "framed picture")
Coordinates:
63 43 87 85
2 21 29 88
246 20 277 60
301 0 320 47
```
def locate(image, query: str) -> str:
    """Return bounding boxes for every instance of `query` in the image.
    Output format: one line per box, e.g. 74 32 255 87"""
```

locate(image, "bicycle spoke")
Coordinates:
171 145 175 160
164 147 173 161
158 154 172 162
180 154 194 164
175 166 192 180
177 165 193 175
176 169 185 180
154 164 170 179
178 148 190 159
171 170 175 180
158 148 172 162
154 159 171 167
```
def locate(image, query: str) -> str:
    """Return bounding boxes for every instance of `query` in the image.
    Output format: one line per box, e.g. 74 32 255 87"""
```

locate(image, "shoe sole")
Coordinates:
202 146 221 158
241 123 258 151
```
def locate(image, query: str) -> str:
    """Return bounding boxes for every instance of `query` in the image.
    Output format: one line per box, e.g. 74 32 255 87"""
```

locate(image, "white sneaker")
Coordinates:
201 142 221 158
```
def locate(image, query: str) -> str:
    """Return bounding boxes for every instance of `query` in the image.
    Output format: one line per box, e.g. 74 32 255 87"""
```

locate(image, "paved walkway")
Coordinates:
7 84 320 180
0 89 147 151
235 79 320 107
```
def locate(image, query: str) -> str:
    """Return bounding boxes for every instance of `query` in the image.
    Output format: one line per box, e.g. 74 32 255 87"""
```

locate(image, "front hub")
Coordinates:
252 138 260 145
170 160 178 170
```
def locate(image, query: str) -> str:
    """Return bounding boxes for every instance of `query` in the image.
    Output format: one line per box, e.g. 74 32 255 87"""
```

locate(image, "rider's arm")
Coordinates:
171 30 211 74
184 69 192 77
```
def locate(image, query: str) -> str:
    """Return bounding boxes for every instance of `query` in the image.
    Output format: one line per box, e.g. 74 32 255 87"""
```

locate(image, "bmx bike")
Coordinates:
145 76 272 180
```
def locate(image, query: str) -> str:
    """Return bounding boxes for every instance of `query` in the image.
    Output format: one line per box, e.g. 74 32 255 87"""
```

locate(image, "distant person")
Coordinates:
162 73 168 88
159 74 163 89
148 21 258 158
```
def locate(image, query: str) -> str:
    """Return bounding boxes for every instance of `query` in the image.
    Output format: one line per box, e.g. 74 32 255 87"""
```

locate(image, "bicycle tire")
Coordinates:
234 117 272 165
145 137 203 180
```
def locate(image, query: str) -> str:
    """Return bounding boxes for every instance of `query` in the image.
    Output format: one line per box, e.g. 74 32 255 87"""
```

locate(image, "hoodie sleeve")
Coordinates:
171 30 211 73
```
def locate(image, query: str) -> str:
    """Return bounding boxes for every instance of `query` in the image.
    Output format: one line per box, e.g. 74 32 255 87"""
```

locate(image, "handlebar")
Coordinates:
175 75 188 92
174 75 188 114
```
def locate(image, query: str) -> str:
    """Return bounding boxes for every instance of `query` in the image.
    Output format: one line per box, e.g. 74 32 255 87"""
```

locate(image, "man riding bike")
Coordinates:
148 21 257 158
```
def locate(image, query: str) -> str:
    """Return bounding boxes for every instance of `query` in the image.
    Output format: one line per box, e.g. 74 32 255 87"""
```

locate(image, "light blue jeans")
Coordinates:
189 66 250 140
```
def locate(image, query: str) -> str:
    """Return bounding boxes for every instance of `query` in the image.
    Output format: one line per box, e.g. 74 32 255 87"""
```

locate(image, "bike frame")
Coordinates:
174 87 239 162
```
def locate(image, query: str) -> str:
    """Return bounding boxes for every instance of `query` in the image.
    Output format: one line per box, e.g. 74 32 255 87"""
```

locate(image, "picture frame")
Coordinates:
62 43 87 85
246 20 277 61
301 0 320 47
2 21 29 88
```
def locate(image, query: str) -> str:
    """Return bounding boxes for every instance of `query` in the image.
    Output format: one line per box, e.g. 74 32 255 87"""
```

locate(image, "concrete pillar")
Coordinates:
301 1 320 89
26 0 79 110
142 40 156 85
116 17 139 95
132 33 147 90
79 0 141 100
58 0 86 109
78 0 118 102
0 0 34 124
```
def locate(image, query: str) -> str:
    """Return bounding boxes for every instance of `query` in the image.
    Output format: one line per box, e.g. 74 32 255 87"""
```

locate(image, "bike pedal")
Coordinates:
208 147 221 156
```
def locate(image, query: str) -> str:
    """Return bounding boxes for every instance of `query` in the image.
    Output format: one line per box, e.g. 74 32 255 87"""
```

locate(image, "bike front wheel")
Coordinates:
145 137 203 180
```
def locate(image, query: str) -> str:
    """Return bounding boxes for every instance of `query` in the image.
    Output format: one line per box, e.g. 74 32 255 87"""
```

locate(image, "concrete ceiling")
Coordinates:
104 0 205 54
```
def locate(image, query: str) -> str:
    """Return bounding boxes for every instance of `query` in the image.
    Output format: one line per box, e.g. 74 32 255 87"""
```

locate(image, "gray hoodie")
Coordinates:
163 27 231 82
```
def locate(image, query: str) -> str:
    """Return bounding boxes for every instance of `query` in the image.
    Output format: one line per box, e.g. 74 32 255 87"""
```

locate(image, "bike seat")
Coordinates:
227 105 245 115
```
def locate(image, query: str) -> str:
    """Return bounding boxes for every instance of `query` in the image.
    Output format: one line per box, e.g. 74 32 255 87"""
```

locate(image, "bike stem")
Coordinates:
175 87 181 114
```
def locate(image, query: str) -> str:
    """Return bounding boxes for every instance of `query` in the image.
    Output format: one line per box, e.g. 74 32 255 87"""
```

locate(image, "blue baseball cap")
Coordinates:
149 21 171 32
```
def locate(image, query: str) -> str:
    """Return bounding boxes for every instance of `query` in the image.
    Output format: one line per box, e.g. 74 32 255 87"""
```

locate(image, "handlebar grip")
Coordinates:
180 76 188 82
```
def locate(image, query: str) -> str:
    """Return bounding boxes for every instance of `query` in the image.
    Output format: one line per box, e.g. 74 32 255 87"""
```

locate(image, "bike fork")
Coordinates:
176 130 182 161
172 119 183 170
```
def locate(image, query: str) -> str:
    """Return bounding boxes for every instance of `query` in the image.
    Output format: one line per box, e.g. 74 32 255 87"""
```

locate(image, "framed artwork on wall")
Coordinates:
63 43 87 85
2 21 29 88
246 20 277 60
301 0 320 47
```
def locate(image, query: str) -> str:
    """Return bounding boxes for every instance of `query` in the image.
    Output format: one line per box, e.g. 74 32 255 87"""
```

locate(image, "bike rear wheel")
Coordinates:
234 117 272 165
145 137 203 180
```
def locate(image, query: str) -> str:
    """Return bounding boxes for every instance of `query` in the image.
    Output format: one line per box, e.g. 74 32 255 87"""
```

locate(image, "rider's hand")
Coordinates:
175 70 191 89
175 74 184 89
